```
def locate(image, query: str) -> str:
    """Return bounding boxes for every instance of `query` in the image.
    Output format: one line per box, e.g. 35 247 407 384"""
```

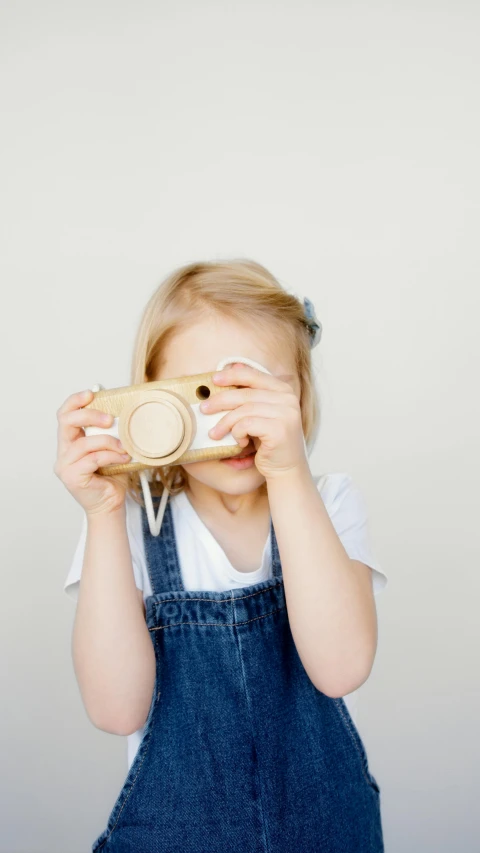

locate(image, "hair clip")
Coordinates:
303 296 322 348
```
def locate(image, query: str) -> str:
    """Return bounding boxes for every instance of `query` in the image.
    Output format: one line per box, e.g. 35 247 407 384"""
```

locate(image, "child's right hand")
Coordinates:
54 389 132 516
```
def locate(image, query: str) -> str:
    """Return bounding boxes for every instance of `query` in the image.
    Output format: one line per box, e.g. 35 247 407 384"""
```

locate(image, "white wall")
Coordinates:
1 1 478 850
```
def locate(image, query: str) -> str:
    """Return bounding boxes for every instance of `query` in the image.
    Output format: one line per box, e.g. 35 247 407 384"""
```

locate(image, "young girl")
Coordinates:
57 258 388 852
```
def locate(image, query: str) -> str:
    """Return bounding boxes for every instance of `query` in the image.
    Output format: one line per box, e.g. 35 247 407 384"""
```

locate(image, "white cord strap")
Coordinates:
139 469 170 537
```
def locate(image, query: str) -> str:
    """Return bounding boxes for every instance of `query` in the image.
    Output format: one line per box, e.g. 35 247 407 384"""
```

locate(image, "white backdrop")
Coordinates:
1 1 478 851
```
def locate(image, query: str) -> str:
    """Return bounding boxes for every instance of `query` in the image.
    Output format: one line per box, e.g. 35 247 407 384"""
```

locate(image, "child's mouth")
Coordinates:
220 442 257 468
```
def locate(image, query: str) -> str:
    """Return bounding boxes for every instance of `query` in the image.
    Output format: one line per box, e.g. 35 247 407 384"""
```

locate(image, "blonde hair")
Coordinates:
117 258 321 506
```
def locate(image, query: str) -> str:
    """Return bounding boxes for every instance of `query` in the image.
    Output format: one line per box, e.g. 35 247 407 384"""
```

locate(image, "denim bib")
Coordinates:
92 493 384 852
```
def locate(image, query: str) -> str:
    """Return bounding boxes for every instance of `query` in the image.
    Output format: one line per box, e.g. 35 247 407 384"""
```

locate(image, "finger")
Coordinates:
56 388 94 419
57 403 114 457
60 433 129 467
229 415 286 451
208 402 289 441
64 449 132 483
203 387 295 416
213 363 294 392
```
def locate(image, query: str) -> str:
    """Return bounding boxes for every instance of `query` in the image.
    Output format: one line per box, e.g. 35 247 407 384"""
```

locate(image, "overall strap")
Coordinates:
140 494 185 595
270 516 282 580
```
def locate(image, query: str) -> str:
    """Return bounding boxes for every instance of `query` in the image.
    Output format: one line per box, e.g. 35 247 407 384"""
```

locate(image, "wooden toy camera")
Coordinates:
83 356 269 475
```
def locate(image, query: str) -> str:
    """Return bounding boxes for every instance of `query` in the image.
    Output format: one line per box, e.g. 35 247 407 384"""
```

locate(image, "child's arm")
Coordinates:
267 464 378 699
71 504 156 736
55 388 156 735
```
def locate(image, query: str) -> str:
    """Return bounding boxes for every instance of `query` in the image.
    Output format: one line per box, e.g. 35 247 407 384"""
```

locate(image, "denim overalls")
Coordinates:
92 491 384 853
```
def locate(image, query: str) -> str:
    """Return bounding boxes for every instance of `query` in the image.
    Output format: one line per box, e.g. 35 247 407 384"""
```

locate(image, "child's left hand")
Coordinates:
199 362 308 480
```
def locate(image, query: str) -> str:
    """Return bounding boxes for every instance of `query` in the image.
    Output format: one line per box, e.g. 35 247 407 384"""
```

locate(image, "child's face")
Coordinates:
154 313 301 491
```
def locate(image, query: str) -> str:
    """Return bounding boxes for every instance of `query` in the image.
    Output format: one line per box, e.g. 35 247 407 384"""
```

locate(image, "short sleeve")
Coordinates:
63 498 146 604
317 473 388 596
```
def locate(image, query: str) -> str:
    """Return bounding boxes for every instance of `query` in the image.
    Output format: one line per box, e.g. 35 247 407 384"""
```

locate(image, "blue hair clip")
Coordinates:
303 296 322 348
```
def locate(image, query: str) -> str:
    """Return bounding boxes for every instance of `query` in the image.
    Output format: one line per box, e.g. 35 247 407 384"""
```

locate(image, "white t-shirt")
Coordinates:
64 472 388 770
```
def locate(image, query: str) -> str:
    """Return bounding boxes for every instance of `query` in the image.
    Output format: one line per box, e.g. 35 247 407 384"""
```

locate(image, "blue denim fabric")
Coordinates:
92 494 384 852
